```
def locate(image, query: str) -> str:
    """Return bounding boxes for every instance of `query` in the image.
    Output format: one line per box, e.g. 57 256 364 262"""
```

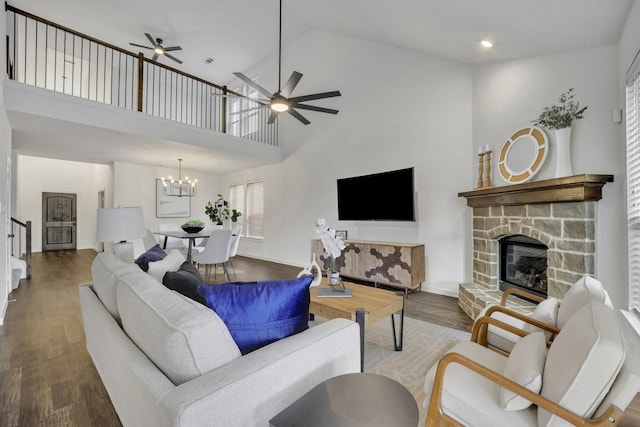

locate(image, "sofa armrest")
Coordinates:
158 318 360 427
426 352 625 427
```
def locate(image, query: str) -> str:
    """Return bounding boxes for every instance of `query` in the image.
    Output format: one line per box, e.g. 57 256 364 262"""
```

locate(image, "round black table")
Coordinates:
269 373 419 427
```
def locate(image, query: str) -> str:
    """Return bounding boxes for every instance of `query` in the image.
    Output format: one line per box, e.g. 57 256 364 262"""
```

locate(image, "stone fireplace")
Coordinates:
457 174 613 319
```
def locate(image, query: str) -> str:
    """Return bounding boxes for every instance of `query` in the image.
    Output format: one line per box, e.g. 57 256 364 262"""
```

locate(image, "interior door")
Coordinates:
42 192 77 251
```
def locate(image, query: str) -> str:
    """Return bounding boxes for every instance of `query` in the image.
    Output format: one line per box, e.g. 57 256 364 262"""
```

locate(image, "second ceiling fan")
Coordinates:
233 0 341 125
130 33 183 64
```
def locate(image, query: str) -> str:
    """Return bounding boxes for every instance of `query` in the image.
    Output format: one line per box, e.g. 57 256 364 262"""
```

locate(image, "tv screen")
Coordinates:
337 167 415 221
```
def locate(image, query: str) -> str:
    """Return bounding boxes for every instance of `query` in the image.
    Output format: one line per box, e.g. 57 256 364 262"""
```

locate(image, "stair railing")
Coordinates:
10 217 31 279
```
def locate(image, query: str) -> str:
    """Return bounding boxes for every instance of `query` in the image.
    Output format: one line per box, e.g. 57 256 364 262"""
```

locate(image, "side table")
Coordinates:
269 373 419 427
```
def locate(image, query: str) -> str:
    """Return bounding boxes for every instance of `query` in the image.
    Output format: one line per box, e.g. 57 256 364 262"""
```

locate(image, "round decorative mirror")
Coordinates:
498 126 548 184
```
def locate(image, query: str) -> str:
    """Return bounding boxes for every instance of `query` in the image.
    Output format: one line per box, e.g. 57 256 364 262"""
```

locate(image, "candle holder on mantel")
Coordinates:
483 150 494 188
476 153 485 189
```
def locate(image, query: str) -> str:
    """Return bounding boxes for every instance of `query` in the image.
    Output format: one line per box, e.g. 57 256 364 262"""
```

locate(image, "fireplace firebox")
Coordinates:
499 235 548 298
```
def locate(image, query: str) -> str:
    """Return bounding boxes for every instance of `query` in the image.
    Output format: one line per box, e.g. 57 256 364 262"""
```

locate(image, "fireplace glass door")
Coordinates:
499 235 548 298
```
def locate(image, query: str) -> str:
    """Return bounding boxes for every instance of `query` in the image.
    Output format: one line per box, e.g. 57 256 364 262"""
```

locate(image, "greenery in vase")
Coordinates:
532 88 588 130
184 219 203 226
205 194 241 225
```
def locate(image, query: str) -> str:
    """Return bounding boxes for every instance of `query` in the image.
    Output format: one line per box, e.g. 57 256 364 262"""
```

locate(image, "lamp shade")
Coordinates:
97 207 145 242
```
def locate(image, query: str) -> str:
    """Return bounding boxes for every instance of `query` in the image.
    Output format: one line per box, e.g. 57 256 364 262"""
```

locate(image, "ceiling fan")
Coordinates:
129 33 183 64
231 0 341 125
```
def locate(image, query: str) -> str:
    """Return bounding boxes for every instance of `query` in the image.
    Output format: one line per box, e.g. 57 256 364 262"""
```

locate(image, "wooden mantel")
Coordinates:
458 174 614 207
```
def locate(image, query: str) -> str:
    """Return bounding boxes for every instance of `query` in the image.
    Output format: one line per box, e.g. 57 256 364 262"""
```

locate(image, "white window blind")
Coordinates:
246 181 264 238
626 53 640 314
229 184 245 234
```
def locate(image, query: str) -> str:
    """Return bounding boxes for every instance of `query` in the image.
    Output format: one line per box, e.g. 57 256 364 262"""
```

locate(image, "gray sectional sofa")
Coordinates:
79 252 360 427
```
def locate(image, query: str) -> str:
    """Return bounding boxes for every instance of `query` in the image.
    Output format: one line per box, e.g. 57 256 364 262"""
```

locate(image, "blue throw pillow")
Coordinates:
197 275 313 354
135 244 167 272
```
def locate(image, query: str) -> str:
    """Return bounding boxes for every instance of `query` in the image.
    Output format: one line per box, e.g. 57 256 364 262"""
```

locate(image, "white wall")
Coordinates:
0 6 12 324
112 161 223 255
224 30 473 296
15 156 111 252
472 44 626 308
112 161 223 227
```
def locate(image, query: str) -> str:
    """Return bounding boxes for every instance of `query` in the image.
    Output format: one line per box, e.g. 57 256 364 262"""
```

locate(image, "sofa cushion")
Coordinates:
91 252 142 321
539 302 625 427
135 244 167 272
197 275 313 354
117 270 241 385
163 262 206 305
525 297 558 335
147 250 185 282
556 276 611 328
500 332 547 411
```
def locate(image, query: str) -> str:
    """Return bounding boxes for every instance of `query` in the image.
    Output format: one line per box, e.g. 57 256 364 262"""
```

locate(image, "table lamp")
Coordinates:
97 207 145 263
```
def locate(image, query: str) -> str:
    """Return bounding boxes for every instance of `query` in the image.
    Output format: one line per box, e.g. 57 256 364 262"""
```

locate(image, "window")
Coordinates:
227 79 260 138
229 183 245 232
626 53 640 315
246 181 264 238
229 181 264 238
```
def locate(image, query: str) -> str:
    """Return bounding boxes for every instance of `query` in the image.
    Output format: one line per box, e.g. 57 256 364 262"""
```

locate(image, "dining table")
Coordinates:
153 230 211 263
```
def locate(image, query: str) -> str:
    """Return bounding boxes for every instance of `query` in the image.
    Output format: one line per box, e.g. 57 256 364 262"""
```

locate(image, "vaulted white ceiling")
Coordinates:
6 0 636 173
11 0 634 85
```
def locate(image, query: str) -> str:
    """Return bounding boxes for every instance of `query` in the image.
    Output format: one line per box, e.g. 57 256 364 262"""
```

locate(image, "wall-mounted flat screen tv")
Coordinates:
337 167 415 221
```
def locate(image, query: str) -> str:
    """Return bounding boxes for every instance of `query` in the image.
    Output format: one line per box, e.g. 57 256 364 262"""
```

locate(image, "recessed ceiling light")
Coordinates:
204 57 214 64
481 40 493 48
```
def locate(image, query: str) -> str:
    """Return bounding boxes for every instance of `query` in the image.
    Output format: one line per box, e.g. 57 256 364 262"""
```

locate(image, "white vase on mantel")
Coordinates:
554 127 573 178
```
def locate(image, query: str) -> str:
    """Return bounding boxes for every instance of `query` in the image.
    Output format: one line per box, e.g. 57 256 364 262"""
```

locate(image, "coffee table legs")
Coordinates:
355 294 405 372
356 308 365 372
391 291 405 351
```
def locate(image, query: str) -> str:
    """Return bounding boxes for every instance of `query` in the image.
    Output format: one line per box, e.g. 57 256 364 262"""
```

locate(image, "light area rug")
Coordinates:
313 316 471 426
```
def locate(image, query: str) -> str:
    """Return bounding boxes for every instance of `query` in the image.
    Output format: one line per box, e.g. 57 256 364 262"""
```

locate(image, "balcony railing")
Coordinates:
5 4 278 146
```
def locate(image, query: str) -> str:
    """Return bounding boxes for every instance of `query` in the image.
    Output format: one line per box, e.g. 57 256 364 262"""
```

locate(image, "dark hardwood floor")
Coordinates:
0 250 637 426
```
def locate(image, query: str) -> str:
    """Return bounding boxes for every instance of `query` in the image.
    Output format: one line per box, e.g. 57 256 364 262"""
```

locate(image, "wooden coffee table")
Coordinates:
310 278 405 372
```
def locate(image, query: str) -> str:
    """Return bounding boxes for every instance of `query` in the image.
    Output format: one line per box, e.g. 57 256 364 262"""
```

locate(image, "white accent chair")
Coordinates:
227 225 242 279
192 229 233 282
474 276 612 353
424 301 640 427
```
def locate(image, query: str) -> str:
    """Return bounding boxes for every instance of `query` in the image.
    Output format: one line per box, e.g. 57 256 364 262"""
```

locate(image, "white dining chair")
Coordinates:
227 226 242 279
143 228 159 251
192 229 233 282
157 224 186 250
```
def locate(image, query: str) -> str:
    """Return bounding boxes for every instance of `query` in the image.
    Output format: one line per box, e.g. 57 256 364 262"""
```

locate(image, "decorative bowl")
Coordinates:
181 224 204 233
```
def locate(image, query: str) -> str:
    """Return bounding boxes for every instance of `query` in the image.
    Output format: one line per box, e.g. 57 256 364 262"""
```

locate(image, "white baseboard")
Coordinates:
236 252 306 269
0 300 7 326
421 283 459 298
